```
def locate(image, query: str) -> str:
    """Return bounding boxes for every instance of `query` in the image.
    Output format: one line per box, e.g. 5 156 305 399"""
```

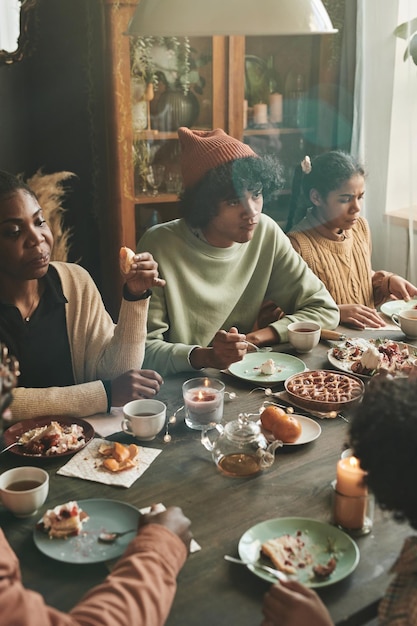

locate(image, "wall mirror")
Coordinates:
0 0 37 65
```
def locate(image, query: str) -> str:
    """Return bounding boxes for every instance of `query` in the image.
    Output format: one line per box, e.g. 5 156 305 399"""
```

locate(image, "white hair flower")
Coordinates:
301 156 312 174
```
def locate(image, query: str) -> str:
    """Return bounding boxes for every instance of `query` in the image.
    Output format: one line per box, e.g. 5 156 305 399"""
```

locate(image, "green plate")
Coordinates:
380 299 417 316
228 352 307 384
238 517 360 588
34 499 139 563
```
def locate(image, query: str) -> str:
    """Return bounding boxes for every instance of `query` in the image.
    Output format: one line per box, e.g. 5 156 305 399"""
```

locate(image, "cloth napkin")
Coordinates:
57 438 162 488
84 407 125 438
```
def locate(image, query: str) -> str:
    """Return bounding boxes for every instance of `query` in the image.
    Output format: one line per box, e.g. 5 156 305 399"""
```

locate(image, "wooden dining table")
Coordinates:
0 327 414 626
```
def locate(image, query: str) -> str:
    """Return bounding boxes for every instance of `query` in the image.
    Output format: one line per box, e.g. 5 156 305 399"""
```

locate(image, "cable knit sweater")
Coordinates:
8 262 149 421
288 213 393 309
0 525 187 626
137 214 339 376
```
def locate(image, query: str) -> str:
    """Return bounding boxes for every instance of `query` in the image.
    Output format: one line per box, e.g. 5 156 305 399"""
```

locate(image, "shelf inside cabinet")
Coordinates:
243 126 313 136
135 193 180 204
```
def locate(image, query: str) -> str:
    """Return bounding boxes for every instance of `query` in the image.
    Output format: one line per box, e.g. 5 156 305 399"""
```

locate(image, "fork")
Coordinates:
224 555 289 581
244 341 273 353
0 441 23 455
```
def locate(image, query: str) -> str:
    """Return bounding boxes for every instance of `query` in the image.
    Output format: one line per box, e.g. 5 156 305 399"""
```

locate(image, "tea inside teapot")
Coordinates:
201 414 282 477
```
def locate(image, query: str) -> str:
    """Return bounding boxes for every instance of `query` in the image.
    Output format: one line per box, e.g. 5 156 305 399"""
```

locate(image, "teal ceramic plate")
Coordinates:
238 517 359 588
34 499 139 563
380 299 417 317
228 352 307 384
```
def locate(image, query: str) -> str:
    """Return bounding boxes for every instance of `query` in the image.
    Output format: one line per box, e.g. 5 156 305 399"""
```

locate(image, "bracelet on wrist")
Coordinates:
123 285 152 301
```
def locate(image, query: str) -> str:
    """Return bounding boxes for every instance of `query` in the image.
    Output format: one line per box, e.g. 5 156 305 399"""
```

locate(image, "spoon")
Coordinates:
0 441 23 455
224 555 288 582
245 341 273 353
98 529 137 543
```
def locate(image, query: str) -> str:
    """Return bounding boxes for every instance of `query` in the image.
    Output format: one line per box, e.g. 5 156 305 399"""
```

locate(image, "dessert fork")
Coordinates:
224 555 288 581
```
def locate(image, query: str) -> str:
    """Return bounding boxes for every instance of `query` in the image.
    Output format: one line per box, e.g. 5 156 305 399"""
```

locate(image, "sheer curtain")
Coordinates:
352 0 417 282
0 0 20 53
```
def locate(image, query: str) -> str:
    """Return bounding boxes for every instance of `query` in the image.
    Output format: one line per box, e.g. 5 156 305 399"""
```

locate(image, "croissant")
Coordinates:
120 246 136 274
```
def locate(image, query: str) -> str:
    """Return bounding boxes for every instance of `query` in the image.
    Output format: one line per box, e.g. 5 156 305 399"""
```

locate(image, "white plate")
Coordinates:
327 337 417 378
228 352 307 384
238 517 359 588
380 299 417 317
259 415 321 446
34 499 139 563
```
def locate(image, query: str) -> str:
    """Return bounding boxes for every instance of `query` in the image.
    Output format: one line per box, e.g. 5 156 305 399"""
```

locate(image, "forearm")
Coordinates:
7 381 108 422
70 526 187 626
143 339 199 377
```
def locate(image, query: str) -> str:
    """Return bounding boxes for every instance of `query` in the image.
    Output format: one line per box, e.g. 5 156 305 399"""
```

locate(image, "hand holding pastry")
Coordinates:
120 247 166 297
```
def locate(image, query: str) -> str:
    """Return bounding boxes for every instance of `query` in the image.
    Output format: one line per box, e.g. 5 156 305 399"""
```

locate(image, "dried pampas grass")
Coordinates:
26 170 75 262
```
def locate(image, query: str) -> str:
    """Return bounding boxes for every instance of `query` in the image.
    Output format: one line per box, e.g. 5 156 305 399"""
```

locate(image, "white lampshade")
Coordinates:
127 0 337 37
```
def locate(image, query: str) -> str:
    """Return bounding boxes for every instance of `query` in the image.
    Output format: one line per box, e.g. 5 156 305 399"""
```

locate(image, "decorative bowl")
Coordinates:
284 370 365 414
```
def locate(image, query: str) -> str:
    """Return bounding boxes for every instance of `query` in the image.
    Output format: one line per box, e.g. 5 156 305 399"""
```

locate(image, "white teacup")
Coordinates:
0 466 49 518
122 399 166 441
392 308 417 339
287 321 321 353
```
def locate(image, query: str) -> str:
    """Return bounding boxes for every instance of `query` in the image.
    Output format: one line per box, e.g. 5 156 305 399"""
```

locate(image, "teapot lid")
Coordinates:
224 414 262 444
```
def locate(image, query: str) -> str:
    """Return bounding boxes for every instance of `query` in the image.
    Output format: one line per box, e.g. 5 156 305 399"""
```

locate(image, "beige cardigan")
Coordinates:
9 262 148 421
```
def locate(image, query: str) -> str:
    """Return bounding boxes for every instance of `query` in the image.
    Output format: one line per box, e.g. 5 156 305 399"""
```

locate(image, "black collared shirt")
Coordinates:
0 266 75 388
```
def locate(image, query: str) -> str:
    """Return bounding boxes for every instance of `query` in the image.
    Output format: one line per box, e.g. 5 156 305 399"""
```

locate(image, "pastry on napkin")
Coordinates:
57 438 162 488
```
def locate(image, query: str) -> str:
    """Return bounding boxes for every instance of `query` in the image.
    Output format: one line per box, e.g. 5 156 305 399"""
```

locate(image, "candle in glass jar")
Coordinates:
183 378 225 430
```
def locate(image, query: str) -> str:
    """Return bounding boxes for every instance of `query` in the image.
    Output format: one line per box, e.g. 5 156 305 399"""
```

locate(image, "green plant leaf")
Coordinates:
394 18 417 40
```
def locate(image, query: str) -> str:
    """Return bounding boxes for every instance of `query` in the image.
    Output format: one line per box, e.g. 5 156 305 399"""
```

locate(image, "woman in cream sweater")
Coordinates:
286 151 417 329
0 170 164 420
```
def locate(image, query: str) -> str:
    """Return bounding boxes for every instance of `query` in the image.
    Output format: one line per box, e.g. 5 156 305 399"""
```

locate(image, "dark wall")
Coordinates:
0 0 108 288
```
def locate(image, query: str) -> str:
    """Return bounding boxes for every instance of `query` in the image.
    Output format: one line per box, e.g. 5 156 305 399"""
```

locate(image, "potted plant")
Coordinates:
130 36 206 131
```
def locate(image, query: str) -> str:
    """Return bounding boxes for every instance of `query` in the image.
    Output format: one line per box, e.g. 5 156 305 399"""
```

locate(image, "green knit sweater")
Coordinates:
10 262 149 421
137 214 339 376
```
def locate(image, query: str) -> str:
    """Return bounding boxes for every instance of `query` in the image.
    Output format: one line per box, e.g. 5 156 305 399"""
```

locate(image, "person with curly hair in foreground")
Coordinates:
261 375 417 626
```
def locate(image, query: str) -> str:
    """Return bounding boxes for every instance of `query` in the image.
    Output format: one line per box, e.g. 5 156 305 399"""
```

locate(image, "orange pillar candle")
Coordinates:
336 457 367 497
334 456 368 530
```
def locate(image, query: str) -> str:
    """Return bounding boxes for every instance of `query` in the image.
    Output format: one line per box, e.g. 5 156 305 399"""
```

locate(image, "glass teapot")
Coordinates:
201 413 282 477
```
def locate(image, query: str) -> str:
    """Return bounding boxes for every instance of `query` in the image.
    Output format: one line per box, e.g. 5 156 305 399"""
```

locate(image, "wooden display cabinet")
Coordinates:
101 1 344 318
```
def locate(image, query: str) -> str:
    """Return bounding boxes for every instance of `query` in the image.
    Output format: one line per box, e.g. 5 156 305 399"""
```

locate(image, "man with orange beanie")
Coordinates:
137 128 339 376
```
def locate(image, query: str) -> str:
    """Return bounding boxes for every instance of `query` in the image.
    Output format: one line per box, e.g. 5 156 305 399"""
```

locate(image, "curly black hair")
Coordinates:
286 151 366 231
179 154 284 229
0 170 36 202
349 375 417 529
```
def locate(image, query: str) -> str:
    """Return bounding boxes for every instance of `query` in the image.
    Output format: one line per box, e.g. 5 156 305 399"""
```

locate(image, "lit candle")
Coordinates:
183 383 224 429
253 103 268 125
334 456 368 530
269 93 283 124
336 457 367 497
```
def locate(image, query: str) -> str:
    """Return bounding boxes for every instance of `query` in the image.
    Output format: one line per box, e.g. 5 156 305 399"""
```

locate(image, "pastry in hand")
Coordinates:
120 246 136 274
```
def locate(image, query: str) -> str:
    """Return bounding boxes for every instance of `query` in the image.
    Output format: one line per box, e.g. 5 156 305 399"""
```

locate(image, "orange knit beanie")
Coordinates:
178 127 257 189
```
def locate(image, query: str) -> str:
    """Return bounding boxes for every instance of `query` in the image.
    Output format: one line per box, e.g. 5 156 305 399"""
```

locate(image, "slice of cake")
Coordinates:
40 501 89 539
